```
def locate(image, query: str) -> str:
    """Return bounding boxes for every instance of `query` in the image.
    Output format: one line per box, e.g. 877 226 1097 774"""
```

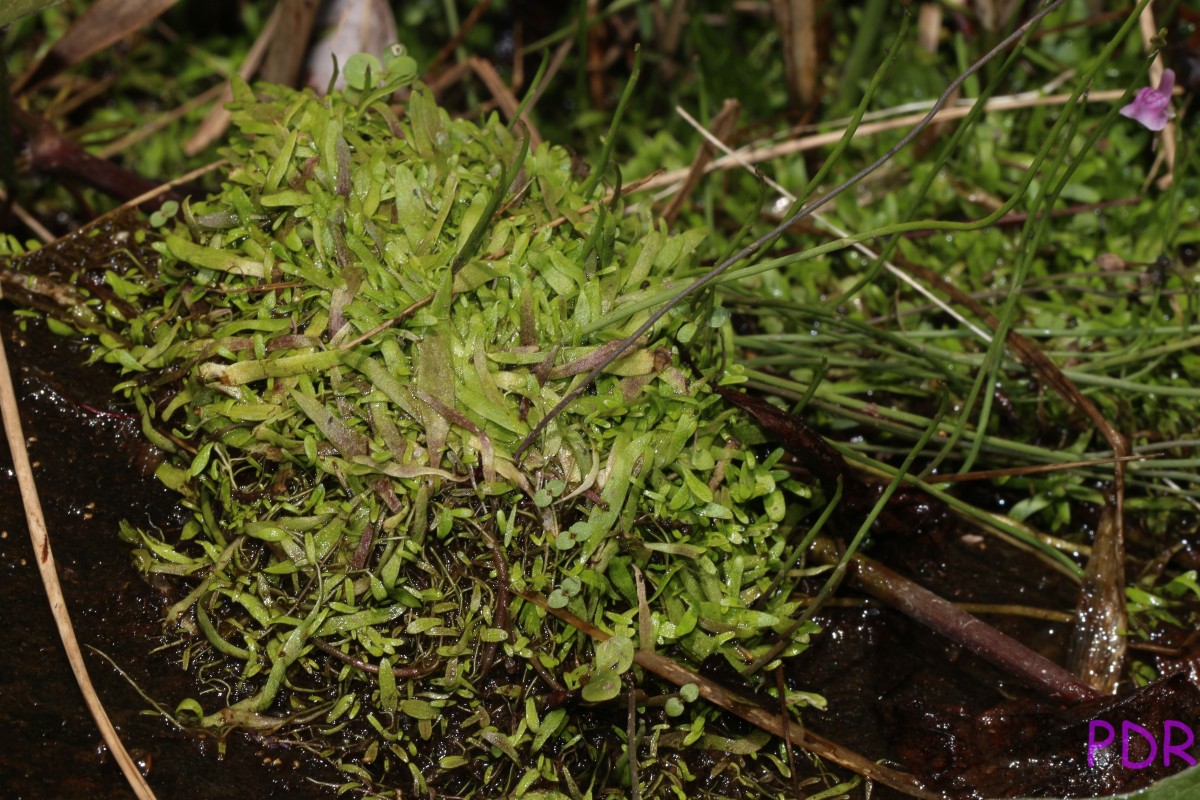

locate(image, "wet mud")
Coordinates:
0 311 341 800
4 307 1200 799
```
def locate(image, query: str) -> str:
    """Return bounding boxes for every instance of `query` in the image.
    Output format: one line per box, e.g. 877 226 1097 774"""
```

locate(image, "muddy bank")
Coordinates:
0 311 339 800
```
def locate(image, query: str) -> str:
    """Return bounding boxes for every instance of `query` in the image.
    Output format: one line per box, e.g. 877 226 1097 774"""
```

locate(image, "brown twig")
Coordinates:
337 293 434 351
626 682 640 800
475 525 510 679
467 56 544 149
425 0 495 75
257 0 320 87
96 82 228 160
520 36 574 125
16 108 182 211
808 537 1100 704
772 0 817 107
662 99 740 226
13 0 178 94
518 589 941 800
426 60 473 97
917 2 942 54
311 637 440 678
47 158 225 248
897 257 1130 694
658 0 689 58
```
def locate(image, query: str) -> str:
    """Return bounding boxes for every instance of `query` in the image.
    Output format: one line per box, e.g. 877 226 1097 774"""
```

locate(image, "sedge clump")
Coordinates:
15 48 820 796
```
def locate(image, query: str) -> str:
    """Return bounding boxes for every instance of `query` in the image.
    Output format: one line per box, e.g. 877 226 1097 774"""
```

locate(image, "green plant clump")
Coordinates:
52 50 819 795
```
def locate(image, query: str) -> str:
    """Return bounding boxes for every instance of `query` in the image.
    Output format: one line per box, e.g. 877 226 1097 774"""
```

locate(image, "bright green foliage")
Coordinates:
44 51 817 795
9 3 1195 796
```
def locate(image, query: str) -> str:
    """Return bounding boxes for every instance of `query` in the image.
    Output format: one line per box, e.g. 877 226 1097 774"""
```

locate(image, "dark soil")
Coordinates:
0 310 340 800
4 305 1200 800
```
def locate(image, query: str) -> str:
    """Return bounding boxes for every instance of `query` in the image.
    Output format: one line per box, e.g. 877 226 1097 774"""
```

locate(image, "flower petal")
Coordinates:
1158 68 1176 96
1119 70 1175 132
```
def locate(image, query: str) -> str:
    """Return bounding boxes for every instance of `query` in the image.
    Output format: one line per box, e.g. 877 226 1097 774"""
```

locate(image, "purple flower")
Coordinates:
1120 69 1175 132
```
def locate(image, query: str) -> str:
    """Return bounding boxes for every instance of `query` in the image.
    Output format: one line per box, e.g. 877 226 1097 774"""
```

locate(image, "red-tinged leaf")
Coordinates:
712 385 848 494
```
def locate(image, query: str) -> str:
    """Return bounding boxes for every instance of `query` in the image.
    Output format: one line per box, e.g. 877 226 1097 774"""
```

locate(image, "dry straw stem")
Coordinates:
0 335 159 800
670 103 992 342
96 158 227 224
772 0 818 106
13 0 178 93
894 250 1133 694
662 98 741 226
1136 3 1175 188
0 187 54 243
637 87 1141 197
425 0 495 75
183 0 283 156
515 0 1071 460
96 82 228 160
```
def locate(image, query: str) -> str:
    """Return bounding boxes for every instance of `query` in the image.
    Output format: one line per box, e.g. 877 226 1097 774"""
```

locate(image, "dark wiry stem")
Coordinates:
513 0 1068 462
